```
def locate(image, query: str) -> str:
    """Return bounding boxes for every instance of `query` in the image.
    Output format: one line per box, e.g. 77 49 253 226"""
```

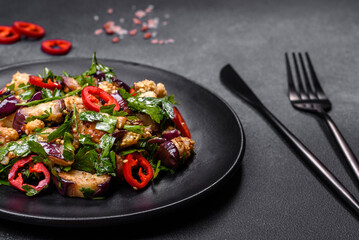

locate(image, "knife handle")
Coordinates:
258 106 359 214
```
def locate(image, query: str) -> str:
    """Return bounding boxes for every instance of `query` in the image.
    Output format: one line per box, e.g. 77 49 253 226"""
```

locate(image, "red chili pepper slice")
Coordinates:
29 75 62 90
0 26 20 44
123 153 154 190
81 86 120 112
8 155 50 193
13 21 45 39
41 39 72 55
173 106 192 138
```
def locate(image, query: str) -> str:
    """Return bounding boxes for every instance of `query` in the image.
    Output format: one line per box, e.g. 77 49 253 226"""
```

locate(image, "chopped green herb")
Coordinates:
79 111 104 122
80 187 95 198
63 132 75 161
25 108 52 123
95 115 117 134
47 114 72 142
123 125 144 134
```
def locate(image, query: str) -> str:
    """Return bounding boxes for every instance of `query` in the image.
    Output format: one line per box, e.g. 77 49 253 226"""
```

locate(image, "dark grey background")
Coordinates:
1 0 359 239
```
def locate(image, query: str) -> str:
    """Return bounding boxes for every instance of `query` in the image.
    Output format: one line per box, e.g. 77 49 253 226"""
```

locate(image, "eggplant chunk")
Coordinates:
16 99 65 126
39 142 74 166
119 132 141 149
136 113 159 132
171 137 195 159
155 137 195 169
55 170 111 198
0 112 16 128
115 154 124 179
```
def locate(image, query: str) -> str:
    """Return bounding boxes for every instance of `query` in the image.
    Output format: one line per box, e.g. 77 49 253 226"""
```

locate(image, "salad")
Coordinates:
0 54 195 198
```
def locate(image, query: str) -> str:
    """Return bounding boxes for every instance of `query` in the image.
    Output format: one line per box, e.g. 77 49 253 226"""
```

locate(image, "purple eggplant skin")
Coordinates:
53 176 73 196
38 142 74 166
12 109 26 134
155 140 180 169
27 91 42 102
0 90 10 97
162 129 181 141
111 92 131 114
111 130 128 140
148 137 167 145
0 95 19 119
62 76 81 91
93 178 112 198
112 77 131 92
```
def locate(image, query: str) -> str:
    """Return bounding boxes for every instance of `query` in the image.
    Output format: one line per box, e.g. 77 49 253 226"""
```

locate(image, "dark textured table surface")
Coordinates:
1 0 359 239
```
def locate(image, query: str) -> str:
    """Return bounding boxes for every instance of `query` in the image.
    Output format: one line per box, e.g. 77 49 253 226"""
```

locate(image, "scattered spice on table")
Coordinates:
94 4 175 45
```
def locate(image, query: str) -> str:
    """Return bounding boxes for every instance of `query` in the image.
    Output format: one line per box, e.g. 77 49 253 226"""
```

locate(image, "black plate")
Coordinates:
0 59 245 227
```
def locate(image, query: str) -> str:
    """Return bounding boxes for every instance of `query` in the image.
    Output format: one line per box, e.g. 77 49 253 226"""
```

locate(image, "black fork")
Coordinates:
286 52 359 186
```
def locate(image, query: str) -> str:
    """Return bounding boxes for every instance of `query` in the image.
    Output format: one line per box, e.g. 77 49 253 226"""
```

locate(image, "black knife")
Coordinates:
220 64 359 215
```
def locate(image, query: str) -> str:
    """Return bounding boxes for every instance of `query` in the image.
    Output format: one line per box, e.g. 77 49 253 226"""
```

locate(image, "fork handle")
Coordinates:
321 113 359 183
256 105 359 214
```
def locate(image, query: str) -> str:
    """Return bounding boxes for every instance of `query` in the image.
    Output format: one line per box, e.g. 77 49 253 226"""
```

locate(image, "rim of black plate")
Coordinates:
0 58 245 227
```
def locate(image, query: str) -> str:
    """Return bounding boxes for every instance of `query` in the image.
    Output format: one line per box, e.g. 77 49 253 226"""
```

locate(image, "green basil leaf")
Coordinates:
47 114 72 142
123 125 144 134
73 149 97 173
63 132 75 161
28 141 47 159
80 187 95 198
95 116 117 134
19 87 35 101
79 111 104 122
99 134 115 157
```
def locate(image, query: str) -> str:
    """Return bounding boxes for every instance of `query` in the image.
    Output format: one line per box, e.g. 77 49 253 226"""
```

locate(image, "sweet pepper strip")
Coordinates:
13 21 45 39
8 155 50 193
29 75 62 90
123 153 153 190
0 26 20 44
81 86 120 112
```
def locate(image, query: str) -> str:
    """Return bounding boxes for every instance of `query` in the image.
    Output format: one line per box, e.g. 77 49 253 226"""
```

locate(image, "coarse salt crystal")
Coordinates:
167 38 175 43
129 28 137 36
113 25 128 35
141 24 148 32
112 36 120 43
147 18 159 29
133 17 141 25
94 15 99 21
144 32 152 39
103 21 115 29
135 10 146 19
94 29 103 35
145 5 154 13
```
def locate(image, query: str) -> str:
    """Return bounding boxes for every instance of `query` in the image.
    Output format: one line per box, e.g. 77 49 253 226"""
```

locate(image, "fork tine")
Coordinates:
292 53 308 100
305 52 327 100
299 53 316 100
285 53 300 101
